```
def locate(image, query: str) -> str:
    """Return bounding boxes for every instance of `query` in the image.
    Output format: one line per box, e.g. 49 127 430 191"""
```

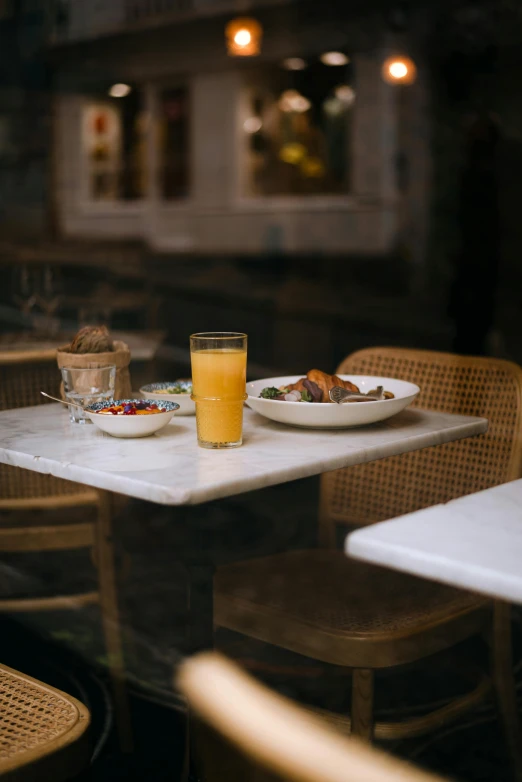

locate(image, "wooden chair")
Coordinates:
0 349 132 751
214 348 522 777
0 661 91 781
177 651 448 782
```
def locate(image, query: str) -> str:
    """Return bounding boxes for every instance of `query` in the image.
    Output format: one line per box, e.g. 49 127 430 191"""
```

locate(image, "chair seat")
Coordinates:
0 662 90 781
215 551 489 668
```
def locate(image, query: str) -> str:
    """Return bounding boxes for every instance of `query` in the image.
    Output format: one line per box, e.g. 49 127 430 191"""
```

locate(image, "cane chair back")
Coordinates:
319 348 522 545
0 350 132 752
178 652 447 782
0 661 90 780
0 350 87 501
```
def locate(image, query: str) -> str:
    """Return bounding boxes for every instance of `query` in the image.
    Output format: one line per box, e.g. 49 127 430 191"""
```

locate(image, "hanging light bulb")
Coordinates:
109 83 131 98
382 55 417 85
243 117 263 134
278 90 311 113
225 17 262 56
335 85 356 106
320 51 349 66
282 57 307 71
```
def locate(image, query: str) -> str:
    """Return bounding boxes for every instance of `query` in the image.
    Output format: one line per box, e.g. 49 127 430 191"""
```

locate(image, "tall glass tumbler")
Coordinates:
61 365 116 423
190 332 247 448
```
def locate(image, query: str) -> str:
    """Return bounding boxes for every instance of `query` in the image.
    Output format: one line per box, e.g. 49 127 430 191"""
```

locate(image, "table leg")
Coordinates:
183 561 216 782
97 491 133 753
186 563 216 653
492 601 522 782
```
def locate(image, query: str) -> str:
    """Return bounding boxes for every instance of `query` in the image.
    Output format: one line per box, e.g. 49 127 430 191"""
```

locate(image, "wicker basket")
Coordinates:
56 340 132 399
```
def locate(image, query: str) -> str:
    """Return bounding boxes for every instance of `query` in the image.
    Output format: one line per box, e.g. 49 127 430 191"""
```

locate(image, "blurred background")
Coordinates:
2 0 522 372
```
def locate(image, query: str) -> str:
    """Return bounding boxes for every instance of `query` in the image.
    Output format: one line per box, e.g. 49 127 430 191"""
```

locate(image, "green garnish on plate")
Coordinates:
260 386 288 399
166 383 192 394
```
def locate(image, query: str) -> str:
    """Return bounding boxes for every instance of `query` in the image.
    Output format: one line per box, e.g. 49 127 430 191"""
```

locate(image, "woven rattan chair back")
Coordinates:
0 351 132 753
320 348 522 543
0 350 82 501
178 652 446 782
0 661 90 780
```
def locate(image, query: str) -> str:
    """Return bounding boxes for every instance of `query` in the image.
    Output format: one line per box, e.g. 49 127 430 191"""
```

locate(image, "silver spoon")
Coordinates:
40 391 90 411
329 385 384 404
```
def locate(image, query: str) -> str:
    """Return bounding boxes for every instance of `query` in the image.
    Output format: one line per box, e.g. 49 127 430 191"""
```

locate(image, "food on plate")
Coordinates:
97 402 167 416
162 381 192 394
259 369 395 403
368 388 395 400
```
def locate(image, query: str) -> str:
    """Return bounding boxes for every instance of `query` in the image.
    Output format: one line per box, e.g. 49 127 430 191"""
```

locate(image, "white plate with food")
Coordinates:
85 399 179 438
139 381 195 416
246 370 420 429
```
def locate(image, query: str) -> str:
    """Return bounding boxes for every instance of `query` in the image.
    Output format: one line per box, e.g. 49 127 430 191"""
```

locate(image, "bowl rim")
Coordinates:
247 374 420 407
85 398 180 413
140 381 193 394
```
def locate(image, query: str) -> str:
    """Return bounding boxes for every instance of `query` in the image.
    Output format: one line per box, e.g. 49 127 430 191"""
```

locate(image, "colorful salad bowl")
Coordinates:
85 399 179 438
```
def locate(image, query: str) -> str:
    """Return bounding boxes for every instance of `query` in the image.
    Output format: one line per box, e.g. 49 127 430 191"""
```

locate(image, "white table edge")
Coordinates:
0 408 488 506
346 533 507 602
345 490 522 604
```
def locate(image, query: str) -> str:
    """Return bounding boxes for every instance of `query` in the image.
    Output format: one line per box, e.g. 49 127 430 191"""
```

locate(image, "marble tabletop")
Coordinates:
346 479 522 604
0 404 487 506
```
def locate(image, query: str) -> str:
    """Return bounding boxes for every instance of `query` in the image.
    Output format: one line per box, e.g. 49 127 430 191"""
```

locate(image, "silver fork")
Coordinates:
329 385 384 404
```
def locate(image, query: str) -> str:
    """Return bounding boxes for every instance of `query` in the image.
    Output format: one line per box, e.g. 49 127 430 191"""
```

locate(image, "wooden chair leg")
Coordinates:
492 601 522 782
351 668 374 742
96 491 133 753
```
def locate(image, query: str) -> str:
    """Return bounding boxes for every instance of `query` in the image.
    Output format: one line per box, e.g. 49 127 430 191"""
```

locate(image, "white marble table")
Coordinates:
346 479 522 604
0 405 487 506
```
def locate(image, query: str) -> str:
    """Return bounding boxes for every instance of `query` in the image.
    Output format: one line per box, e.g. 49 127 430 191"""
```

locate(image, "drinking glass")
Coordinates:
190 332 247 448
60 365 116 424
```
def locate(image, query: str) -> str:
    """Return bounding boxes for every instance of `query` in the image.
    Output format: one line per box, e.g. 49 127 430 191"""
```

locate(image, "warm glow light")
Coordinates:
278 89 311 113
243 116 262 133
335 85 355 106
320 51 349 66
390 61 407 79
323 97 345 117
300 156 325 178
282 57 307 71
225 17 262 56
279 143 307 165
382 56 417 85
234 28 251 47
108 83 131 98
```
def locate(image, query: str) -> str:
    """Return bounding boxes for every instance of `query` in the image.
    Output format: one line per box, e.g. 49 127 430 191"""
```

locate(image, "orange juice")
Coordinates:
191 348 247 446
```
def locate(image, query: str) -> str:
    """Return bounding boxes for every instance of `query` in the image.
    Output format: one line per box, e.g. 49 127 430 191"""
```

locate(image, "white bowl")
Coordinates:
139 382 195 416
246 375 420 429
85 399 179 438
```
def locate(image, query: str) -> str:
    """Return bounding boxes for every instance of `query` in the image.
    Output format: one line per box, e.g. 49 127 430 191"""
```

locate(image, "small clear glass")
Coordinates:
61 365 116 424
190 332 247 448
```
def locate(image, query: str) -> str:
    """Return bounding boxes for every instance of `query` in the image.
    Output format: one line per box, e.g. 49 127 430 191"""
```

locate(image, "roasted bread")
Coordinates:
69 325 114 354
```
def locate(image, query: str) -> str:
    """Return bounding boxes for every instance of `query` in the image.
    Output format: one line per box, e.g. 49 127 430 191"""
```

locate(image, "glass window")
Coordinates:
158 86 190 200
243 54 353 196
83 86 147 201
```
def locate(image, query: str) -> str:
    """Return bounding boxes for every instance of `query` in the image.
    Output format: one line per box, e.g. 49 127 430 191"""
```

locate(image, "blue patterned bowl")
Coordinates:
85 399 179 438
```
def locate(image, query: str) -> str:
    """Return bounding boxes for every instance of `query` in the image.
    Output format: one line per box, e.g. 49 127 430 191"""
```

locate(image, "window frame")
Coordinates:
78 88 149 211
235 59 356 209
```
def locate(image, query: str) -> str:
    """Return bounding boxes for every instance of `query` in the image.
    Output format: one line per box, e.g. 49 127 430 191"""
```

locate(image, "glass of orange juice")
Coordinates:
190 332 247 449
